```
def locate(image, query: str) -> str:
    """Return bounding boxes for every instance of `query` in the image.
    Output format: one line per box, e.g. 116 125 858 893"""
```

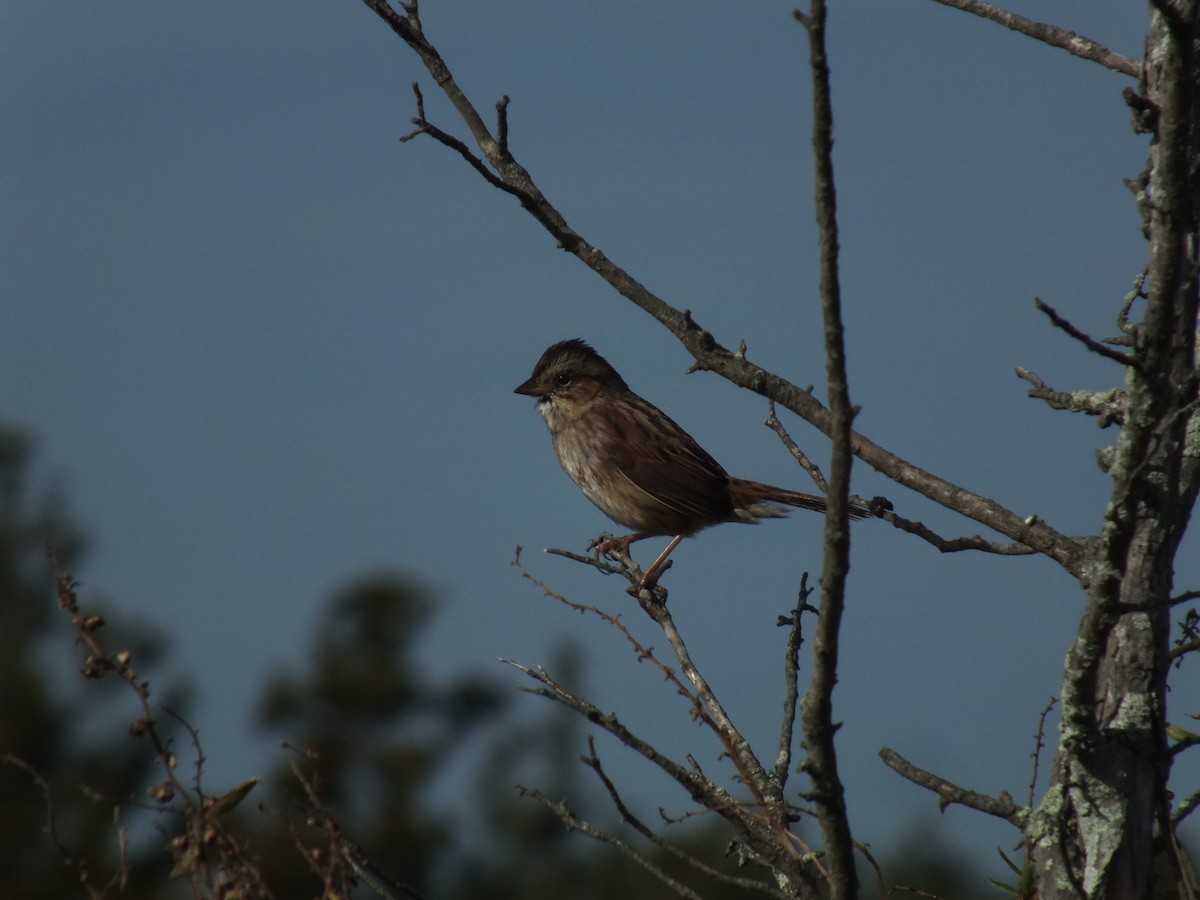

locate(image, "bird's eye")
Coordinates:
554 373 572 387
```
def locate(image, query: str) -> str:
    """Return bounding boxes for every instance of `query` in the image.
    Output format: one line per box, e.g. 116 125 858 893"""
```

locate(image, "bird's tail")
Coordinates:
729 478 871 520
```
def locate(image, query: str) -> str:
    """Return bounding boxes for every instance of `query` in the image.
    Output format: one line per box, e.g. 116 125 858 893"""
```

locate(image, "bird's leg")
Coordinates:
639 534 685 588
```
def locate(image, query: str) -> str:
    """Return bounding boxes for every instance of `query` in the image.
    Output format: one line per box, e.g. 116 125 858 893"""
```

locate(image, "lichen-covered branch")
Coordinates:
1024 2 1200 894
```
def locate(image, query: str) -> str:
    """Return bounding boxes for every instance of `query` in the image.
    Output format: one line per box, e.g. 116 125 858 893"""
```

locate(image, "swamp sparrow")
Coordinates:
515 339 868 587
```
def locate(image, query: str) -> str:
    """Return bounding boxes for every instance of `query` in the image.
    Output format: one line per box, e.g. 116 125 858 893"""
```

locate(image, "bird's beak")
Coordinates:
514 377 542 396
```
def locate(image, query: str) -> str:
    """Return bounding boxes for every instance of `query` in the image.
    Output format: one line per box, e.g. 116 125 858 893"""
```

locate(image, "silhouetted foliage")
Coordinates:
0 424 184 899
250 574 506 897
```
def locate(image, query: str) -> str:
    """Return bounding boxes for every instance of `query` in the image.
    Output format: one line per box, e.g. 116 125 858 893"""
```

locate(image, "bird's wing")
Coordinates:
606 397 734 522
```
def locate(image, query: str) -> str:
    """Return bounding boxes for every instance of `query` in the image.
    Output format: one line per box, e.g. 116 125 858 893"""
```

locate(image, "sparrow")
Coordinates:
515 339 868 587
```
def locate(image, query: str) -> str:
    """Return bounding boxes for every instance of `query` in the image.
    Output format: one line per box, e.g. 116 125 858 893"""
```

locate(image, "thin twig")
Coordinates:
1173 788 1200 827
1170 639 1200 661
773 576 814 788
514 557 774 831
399 83 526 199
501 659 750 831
1015 368 1126 426
765 401 830 492
1035 298 1139 368
885 511 1038 556
582 737 785 897
2 756 98 893
512 548 707 717
928 0 1140 78
879 747 1026 827
1028 697 1059 809
1116 267 1149 336
796 2 857 896
542 545 628 578
518 786 708 900
854 838 888 900
48 551 278 896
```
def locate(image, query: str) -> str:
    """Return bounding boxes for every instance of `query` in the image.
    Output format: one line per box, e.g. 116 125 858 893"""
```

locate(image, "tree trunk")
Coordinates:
1027 4 1200 896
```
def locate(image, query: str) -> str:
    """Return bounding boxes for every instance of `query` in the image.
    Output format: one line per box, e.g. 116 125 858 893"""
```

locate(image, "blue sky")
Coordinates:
4 0 1189 876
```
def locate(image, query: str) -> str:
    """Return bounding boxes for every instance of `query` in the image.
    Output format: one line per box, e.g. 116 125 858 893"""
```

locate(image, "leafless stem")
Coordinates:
773 576 814 788
1171 590 1200 607
885 511 1038 556
517 786 709 900
796 2 857 896
1117 267 1150 336
285 748 421 900
511 553 832 893
879 747 1026 827
1015 368 1127 425
501 659 749 827
927 0 1140 78
1028 697 1059 809
634 592 783 819
2 755 113 899
582 737 786 897
517 549 776 812
512 548 713 721
48 552 277 896
541 545 629 578
766 402 830 492
1035 298 1139 368
1169 639 1200 661
1173 788 1200 827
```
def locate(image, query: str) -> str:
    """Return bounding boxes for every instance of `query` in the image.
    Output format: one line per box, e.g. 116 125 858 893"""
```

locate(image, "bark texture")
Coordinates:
1027 5 1200 896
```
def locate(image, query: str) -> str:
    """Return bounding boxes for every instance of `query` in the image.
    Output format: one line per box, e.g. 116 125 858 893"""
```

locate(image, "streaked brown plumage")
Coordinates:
515 339 867 586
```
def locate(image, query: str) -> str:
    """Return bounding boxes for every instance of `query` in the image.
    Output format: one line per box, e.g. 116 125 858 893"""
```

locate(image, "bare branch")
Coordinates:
1015 368 1126 425
541 544 629 578
1116 267 1150 338
773 577 814 788
635 588 779 811
885 510 1038 556
518 786 708 900
879 748 1026 827
1035 298 1139 368
2 755 111 899
1173 788 1200 827
927 0 1140 77
285 747 423 900
1028 697 1059 809
501 659 756 835
496 94 510 156
582 738 786 898
399 84 517 196
766 401 831 492
512 549 712 721
517 557 778 822
1173 590 1200 607
512 554 831 893
795 4 857 897
47 552 278 896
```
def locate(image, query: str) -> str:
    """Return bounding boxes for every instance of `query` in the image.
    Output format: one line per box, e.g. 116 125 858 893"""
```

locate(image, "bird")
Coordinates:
514 339 868 587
